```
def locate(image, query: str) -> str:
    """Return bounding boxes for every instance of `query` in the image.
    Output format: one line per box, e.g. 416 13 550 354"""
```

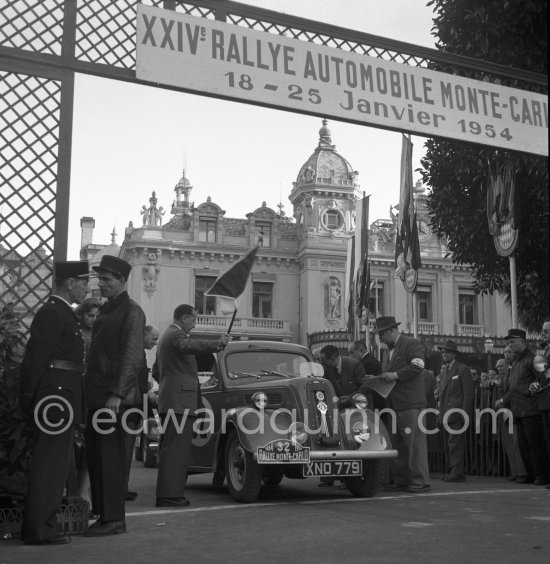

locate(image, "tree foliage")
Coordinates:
421 0 548 332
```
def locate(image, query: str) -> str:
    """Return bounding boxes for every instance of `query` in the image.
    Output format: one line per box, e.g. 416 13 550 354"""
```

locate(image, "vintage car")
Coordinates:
137 340 397 502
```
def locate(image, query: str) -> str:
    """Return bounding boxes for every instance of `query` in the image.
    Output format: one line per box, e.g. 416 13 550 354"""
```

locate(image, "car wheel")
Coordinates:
225 430 262 502
262 473 283 487
143 437 157 468
134 435 143 462
345 460 385 498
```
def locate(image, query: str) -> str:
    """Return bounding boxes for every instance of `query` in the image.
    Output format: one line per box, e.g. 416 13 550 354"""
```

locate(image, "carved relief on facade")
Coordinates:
324 275 342 322
143 252 160 296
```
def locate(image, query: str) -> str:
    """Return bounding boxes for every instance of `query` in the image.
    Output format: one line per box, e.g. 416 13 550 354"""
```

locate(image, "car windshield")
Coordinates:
226 351 310 381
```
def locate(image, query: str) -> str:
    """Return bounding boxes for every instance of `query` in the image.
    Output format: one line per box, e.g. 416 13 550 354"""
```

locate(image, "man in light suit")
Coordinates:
374 316 430 493
438 340 474 482
153 304 230 507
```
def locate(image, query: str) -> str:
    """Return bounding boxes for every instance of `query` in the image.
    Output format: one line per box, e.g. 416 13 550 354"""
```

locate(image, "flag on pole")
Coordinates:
206 246 258 299
395 134 422 279
345 235 355 335
355 196 370 318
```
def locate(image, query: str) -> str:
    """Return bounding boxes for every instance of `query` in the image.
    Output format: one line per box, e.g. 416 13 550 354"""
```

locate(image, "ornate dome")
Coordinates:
294 119 358 190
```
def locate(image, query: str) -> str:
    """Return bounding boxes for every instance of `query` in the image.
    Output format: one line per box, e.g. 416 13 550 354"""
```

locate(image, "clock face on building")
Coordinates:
417 220 431 242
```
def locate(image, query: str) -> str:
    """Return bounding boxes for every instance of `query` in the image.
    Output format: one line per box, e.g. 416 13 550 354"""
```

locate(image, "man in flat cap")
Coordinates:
20 260 90 545
496 328 550 485
369 316 430 493
85 255 146 536
437 340 474 482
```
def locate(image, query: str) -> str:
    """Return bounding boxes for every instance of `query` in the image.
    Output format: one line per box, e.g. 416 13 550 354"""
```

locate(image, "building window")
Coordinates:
417 285 432 322
459 289 478 325
322 208 344 231
252 281 273 318
368 281 385 317
198 218 216 242
257 223 271 247
195 275 217 315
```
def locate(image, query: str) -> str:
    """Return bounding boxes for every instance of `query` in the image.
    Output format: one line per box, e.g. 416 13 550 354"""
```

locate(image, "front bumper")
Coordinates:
253 448 397 462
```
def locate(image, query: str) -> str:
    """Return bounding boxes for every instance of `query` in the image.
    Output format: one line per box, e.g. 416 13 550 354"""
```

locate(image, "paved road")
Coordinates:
2 462 549 564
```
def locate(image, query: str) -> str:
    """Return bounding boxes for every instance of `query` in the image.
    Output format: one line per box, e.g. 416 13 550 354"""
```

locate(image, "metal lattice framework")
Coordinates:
0 0 547 329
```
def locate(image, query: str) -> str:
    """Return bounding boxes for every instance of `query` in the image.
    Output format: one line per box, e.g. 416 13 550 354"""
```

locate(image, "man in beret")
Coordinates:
496 328 550 485
438 340 474 482
85 255 146 536
370 316 430 493
20 260 90 545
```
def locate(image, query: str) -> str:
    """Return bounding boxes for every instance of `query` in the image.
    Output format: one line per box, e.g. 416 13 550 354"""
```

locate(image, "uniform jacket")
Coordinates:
19 296 86 423
85 291 145 409
152 324 222 415
501 347 539 418
322 356 365 398
439 359 474 424
537 344 550 410
381 334 426 411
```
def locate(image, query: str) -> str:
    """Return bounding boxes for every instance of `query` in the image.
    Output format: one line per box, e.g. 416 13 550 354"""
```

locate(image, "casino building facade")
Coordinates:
80 120 512 355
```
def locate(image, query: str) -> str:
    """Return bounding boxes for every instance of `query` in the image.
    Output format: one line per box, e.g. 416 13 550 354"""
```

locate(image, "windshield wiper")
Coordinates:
261 369 292 378
230 371 261 379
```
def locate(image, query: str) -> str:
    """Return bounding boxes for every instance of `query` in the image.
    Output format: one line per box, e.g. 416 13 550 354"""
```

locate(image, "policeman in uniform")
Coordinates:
20 260 89 545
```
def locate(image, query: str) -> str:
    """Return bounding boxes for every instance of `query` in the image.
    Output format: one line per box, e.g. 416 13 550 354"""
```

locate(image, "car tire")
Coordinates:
262 473 283 487
225 430 262 503
143 437 157 468
134 435 144 462
345 460 385 497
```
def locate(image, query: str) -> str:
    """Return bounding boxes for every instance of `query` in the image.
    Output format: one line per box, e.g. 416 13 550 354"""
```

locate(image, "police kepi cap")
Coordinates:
92 255 131 279
439 339 459 352
506 328 527 340
54 260 89 280
373 316 401 333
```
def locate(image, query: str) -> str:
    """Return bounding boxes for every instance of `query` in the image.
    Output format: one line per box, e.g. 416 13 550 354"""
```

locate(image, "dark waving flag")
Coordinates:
206 246 258 299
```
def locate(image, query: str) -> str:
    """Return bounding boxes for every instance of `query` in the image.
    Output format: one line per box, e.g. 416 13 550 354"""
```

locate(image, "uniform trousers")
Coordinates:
516 414 550 481
500 415 527 478
156 412 195 499
391 408 430 486
541 410 550 467
85 408 130 522
21 424 75 542
442 422 466 478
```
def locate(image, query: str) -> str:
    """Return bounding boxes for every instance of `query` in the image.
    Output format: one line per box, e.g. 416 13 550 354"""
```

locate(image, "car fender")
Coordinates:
223 407 293 453
340 408 393 452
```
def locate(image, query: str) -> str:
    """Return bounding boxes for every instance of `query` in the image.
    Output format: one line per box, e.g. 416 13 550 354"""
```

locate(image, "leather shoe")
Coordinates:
384 483 408 492
443 475 466 482
407 484 431 493
24 534 71 545
155 497 190 508
534 479 548 486
125 490 138 501
85 520 126 536
515 476 534 484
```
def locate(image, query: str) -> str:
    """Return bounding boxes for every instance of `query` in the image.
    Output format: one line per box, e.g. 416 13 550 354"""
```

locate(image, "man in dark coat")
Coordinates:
320 344 366 405
374 316 430 493
534 317 550 489
153 304 230 507
20 260 90 545
438 340 474 482
85 255 146 536
348 339 383 411
497 328 550 485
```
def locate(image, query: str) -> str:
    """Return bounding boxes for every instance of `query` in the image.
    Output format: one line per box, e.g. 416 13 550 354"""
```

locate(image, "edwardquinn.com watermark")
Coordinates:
33 393 515 438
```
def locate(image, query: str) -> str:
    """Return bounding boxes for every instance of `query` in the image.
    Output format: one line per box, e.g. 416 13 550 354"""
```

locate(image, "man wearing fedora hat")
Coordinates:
372 316 430 493
438 340 474 482
20 260 90 545
85 255 146 536
496 328 550 485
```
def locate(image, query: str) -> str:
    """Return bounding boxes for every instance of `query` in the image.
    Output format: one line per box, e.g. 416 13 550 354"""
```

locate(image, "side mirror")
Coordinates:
300 362 324 378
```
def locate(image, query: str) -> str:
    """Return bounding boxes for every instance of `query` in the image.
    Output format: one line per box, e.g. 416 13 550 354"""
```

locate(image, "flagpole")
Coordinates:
412 291 418 339
227 308 238 334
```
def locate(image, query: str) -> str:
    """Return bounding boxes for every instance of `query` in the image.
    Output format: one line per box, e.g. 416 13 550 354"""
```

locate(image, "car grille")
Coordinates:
304 379 339 444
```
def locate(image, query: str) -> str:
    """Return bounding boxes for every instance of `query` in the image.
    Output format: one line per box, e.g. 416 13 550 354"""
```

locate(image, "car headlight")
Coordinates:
288 422 308 445
351 393 368 410
352 422 370 444
251 392 268 410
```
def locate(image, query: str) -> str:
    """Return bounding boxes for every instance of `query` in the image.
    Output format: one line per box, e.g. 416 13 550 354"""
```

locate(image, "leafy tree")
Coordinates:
421 0 548 332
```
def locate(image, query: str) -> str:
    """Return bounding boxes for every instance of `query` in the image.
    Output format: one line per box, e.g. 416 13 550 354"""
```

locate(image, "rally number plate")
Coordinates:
303 460 363 477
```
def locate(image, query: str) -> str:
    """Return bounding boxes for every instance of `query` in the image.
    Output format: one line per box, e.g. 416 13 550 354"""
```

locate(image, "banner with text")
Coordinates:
136 5 548 156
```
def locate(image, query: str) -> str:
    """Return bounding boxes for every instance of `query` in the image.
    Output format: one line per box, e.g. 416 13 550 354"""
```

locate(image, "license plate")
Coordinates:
257 439 310 464
303 460 363 477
